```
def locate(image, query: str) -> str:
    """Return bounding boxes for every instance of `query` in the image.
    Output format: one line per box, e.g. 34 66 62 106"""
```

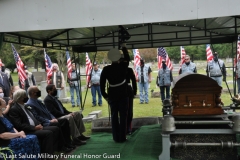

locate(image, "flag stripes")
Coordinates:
133 49 141 78
66 48 72 79
44 49 53 84
11 44 27 88
234 37 240 67
86 52 92 84
180 46 186 67
157 47 173 70
206 44 213 62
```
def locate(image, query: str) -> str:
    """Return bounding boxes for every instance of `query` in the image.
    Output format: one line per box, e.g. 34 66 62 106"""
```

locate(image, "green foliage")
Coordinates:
0 147 14 160
0 40 236 73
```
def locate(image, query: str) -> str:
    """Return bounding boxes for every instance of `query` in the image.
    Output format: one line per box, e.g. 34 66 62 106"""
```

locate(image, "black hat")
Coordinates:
93 62 98 66
24 66 28 70
213 52 218 55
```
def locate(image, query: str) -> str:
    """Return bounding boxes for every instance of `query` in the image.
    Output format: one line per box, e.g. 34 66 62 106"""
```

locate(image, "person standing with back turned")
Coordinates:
126 62 137 135
100 43 130 143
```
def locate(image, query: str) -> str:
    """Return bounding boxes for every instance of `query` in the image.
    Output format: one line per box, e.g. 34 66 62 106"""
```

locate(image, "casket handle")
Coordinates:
203 100 205 107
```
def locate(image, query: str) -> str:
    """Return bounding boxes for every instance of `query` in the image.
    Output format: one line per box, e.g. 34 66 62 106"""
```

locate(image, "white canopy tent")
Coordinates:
0 0 240 51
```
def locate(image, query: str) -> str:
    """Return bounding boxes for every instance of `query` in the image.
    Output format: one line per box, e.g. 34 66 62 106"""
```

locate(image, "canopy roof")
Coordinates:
1 0 240 51
4 16 240 52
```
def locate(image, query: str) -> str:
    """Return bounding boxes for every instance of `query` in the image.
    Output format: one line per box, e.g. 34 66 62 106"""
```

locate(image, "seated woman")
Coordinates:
0 87 13 115
0 98 40 160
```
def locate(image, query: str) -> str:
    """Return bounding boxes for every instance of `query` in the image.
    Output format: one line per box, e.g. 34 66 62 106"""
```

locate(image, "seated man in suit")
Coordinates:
44 84 90 144
8 89 61 154
26 86 78 151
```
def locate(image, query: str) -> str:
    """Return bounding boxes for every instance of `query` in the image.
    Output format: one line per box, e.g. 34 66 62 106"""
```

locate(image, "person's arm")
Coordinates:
148 72 152 83
0 130 25 139
121 43 130 62
61 72 65 89
156 76 159 86
135 66 139 82
157 70 161 86
100 68 108 99
32 74 36 86
179 68 182 75
3 99 13 115
130 69 137 95
194 67 197 73
44 98 66 118
222 63 227 81
9 75 13 86
61 103 71 114
170 71 173 82
148 67 152 83
9 107 36 132
18 80 23 89
206 64 209 77
27 105 50 127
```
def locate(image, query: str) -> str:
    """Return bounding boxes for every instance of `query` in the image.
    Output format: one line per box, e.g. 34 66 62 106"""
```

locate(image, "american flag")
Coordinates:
0 59 2 67
44 49 53 84
133 49 141 78
86 52 92 84
157 47 173 70
66 48 72 79
234 36 240 67
206 44 213 62
11 44 27 88
180 46 186 67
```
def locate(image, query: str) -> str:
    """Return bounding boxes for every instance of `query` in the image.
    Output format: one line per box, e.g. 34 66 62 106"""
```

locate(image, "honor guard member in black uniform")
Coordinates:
126 67 137 135
119 57 137 135
100 43 130 142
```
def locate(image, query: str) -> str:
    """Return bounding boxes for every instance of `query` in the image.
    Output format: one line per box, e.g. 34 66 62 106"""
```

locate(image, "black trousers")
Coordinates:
50 119 72 148
109 97 129 142
127 95 133 133
28 126 60 154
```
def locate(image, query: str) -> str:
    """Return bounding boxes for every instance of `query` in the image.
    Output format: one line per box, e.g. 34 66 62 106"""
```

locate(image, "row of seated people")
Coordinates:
0 84 90 159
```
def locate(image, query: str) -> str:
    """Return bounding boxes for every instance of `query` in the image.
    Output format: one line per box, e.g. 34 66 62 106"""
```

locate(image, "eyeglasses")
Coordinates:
185 59 189 60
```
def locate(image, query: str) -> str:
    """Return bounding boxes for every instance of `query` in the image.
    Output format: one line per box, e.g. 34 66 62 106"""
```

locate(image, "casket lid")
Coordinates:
172 73 222 90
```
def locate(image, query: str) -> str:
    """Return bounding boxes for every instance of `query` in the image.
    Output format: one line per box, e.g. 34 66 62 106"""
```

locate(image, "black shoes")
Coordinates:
72 137 87 146
127 132 132 135
114 138 127 143
72 105 80 107
66 144 76 149
62 146 73 153
78 135 91 141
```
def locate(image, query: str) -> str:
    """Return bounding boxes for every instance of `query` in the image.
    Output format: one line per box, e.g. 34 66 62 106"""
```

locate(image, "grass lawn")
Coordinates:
10 61 236 136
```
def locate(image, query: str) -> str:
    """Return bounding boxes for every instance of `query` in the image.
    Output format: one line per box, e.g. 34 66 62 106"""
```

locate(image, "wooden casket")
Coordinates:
171 73 224 116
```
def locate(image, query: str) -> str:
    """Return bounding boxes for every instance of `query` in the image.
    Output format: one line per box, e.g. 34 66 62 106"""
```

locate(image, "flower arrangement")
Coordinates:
0 147 14 160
